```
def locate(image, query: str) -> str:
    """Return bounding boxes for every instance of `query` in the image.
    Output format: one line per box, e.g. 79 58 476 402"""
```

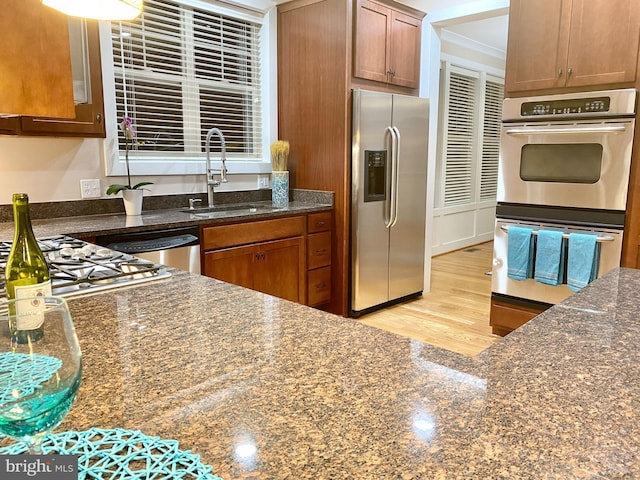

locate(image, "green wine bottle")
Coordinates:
5 193 51 343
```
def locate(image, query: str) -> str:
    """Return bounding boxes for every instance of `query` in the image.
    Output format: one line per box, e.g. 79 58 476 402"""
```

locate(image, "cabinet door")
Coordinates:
388 10 421 88
19 20 106 137
0 0 74 118
354 0 391 84
203 245 255 290
504 0 571 93
203 237 305 303
565 0 640 87
256 237 306 303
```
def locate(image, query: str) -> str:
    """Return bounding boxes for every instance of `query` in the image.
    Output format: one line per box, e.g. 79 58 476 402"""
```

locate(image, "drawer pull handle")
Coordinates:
316 283 327 289
316 221 326 226
315 249 327 255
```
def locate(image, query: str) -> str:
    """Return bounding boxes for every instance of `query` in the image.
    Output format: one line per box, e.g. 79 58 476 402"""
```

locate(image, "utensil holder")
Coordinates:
272 171 289 208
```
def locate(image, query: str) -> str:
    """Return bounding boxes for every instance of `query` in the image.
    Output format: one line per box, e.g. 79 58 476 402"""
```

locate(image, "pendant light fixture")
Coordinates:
42 0 143 20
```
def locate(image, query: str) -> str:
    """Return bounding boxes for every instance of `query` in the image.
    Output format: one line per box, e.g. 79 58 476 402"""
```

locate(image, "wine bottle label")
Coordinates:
13 281 52 330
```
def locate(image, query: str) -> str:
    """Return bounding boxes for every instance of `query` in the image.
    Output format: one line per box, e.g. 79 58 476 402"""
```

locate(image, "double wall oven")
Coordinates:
491 89 637 322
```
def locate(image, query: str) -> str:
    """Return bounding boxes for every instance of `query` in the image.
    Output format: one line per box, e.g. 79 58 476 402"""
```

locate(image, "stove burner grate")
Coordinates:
0 235 171 299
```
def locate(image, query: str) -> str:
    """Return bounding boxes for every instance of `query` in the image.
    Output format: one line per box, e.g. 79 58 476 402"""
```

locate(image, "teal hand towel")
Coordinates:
507 226 534 281
534 230 565 286
567 233 600 292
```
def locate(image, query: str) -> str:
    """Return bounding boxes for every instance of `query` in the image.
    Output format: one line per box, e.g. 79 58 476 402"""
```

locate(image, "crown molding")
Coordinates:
440 28 505 60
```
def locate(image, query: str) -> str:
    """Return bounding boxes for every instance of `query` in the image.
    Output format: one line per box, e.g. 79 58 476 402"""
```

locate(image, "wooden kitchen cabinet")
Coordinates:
354 0 422 89
490 297 549 337
0 18 106 137
202 212 334 307
505 0 640 95
204 237 306 303
202 216 308 304
0 0 74 119
307 212 333 307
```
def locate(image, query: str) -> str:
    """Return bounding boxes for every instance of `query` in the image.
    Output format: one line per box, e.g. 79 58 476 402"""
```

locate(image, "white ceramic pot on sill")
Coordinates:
122 189 143 216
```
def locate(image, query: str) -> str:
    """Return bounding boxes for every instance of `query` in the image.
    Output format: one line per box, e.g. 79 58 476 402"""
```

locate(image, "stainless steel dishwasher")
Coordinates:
95 226 201 274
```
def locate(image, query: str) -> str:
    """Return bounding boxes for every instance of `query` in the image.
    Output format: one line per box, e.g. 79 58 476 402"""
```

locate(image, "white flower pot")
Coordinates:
122 189 143 216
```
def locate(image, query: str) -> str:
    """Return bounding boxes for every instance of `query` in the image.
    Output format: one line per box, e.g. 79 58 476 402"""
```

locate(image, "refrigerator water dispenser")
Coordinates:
364 150 386 202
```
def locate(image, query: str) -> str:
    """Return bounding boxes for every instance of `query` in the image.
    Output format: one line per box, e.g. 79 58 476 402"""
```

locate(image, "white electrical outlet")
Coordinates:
80 179 101 199
257 175 270 189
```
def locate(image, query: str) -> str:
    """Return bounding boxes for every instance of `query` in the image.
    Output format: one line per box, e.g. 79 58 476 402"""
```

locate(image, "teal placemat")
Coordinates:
0 352 62 403
0 428 223 479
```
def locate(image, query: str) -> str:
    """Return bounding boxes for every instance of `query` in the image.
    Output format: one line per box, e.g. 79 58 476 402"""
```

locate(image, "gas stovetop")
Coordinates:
0 235 171 300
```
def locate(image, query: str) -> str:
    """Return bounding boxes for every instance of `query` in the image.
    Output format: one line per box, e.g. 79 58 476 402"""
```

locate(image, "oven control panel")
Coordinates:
521 96 610 116
503 89 636 121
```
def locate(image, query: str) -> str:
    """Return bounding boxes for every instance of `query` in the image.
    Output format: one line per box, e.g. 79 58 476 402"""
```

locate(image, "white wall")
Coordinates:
0 135 264 204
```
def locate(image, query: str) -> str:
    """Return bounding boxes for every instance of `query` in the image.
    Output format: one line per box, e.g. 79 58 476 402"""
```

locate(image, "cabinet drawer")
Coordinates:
307 231 331 270
202 216 306 250
307 211 332 233
489 300 546 336
308 266 331 306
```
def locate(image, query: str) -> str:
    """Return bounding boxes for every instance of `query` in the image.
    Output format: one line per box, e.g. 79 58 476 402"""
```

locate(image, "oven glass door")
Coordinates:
491 219 623 305
498 119 635 210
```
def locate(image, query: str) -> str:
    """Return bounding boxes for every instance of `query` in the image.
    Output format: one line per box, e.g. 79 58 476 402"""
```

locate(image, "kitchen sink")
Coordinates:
180 203 276 218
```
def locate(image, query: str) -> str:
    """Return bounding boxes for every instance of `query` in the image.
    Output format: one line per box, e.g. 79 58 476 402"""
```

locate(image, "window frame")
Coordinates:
101 0 275 178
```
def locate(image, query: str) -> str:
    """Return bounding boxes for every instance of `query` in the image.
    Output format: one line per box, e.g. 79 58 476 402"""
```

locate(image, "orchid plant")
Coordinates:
106 116 154 195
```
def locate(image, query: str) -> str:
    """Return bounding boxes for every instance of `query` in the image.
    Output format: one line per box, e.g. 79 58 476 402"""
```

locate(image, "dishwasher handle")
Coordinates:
95 226 200 254
105 233 199 254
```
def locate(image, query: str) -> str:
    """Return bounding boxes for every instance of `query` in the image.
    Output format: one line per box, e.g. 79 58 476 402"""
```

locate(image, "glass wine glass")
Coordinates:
0 296 82 454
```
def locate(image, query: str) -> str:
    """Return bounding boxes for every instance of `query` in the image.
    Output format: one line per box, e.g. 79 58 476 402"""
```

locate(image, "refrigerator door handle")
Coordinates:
384 126 397 228
389 126 401 228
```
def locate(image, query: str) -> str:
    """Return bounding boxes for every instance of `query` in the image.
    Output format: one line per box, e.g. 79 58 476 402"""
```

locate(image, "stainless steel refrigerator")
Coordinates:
350 89 429 317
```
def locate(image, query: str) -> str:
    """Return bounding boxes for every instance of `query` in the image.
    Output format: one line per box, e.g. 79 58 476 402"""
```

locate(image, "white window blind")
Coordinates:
111 0 263 161
438 63 503 207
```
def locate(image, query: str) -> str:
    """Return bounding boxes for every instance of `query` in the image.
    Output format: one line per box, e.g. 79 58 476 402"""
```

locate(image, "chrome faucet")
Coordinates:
205 127 228 207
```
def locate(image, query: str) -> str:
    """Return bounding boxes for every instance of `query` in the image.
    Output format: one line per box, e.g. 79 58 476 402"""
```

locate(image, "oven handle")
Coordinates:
499 225 614 242
505 125 627 135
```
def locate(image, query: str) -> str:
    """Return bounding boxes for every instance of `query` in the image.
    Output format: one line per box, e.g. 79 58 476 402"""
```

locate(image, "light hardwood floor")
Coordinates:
359 241 500 357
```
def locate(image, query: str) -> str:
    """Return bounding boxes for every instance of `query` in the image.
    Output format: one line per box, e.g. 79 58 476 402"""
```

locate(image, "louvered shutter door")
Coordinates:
443 70 478 206
480 79 503 200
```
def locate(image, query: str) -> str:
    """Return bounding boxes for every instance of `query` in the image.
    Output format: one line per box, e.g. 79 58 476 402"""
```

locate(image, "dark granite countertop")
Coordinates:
4 266 637 479
0 198 333 241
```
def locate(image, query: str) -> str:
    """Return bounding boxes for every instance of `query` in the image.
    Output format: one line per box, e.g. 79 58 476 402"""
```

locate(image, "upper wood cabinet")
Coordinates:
0 18 106 137
505 0 640 94
354 0 423 89
0 0 75 118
